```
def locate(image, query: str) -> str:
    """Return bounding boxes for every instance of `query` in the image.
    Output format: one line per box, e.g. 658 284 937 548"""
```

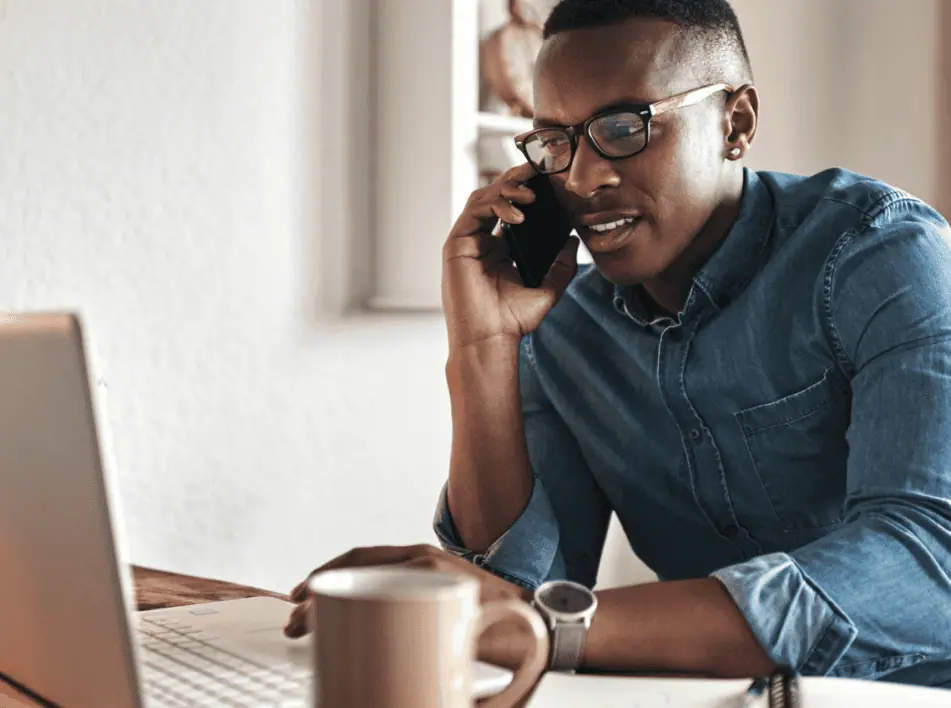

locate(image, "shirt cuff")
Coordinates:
433 477 560 589
711 552 858 675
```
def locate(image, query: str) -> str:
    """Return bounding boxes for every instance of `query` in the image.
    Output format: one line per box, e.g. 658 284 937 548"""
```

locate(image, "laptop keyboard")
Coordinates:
137 616 310 707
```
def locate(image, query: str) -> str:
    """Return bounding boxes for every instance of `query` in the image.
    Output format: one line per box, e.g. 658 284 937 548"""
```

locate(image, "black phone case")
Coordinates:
502 174 574 288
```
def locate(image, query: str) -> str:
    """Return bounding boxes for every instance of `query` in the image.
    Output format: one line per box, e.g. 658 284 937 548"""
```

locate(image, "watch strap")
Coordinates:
549 620 587 672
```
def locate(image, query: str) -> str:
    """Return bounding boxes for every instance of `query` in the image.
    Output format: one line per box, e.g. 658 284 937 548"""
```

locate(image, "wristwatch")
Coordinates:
532 580 598 671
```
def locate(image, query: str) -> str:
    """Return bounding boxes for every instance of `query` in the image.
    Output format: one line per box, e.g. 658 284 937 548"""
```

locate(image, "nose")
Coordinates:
562 136 621 198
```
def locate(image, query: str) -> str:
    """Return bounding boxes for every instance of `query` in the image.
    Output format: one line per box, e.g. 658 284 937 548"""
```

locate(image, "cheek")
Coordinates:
678 118 725 180
648 124 723 218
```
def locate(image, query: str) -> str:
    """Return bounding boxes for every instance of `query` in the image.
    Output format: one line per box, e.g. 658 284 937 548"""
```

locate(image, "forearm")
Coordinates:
584 578 774 677
480 578 773 677
446 336 534 552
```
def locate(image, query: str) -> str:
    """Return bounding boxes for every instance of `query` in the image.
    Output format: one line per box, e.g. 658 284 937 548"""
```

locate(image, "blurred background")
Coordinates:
0 0 947 593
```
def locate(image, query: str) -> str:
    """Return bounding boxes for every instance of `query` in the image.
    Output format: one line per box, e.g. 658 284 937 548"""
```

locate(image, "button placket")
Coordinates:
656 320 715 528
658 311 761 556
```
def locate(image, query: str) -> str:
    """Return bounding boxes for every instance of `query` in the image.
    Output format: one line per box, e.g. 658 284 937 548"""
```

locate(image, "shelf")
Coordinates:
371 0 480 311
477 111 534 136
369 2 537 311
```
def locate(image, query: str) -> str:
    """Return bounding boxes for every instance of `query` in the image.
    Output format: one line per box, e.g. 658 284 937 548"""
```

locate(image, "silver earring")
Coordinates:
729 147 741 158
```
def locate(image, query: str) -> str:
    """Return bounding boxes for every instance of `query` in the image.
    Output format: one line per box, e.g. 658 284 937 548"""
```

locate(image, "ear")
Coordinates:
723 84 759 161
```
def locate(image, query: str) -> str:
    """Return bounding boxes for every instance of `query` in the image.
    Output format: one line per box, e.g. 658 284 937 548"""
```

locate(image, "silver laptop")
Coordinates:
0 313 514 707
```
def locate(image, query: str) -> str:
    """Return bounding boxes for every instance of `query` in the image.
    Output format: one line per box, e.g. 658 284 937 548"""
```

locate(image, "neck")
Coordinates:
641 172 745 316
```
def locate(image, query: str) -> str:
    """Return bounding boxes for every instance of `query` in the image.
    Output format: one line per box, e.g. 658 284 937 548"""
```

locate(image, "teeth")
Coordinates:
589 217 635 233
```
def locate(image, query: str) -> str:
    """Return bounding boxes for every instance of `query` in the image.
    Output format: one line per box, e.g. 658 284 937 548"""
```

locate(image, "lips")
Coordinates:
588 216 637 233
582 218 642 254
577 209 643 229
575 209 645 254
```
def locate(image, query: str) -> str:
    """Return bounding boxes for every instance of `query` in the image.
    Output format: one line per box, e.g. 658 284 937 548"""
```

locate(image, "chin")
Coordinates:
589 252 665 288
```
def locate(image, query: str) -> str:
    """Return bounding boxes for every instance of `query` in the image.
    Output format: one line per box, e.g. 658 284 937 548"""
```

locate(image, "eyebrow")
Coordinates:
533 98 654 128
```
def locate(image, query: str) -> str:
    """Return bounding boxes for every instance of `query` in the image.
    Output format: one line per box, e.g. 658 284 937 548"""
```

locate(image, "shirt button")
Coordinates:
689 428 702 441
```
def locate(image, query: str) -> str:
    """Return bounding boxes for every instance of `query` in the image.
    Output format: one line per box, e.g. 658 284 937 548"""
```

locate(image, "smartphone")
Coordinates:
501 174 574 288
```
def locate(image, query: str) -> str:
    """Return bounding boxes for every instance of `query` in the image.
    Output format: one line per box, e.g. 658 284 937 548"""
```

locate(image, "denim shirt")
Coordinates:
433 167 951 686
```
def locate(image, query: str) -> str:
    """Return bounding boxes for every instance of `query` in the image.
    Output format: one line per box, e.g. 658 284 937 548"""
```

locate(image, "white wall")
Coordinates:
0 0 455 594
732 0 947 213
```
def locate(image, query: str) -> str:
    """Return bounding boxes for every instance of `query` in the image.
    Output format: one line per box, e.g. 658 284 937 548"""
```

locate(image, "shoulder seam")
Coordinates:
821 229 859 380
822 189 921 233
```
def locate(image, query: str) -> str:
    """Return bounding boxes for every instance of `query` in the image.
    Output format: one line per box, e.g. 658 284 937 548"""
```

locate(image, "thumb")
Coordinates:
541 236 580 297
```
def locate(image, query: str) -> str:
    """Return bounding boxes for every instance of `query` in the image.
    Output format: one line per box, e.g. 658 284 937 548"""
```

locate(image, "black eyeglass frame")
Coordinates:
513 83 734 175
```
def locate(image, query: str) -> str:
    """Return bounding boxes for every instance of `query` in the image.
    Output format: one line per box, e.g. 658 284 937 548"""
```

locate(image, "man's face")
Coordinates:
534 19 732 286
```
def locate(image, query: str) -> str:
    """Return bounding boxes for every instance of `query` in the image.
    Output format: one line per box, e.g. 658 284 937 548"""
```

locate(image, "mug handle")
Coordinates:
475 599 549 708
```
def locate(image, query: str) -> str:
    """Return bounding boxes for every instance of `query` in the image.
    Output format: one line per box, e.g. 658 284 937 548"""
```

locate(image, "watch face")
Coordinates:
538 583 594 614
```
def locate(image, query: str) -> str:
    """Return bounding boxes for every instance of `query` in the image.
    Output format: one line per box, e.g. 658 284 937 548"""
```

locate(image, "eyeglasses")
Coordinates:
514 83 733 175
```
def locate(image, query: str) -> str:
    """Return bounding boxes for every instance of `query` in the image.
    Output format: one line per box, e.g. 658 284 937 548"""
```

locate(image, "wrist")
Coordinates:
531 580 598 672
446 334 521 387
447 332 522 363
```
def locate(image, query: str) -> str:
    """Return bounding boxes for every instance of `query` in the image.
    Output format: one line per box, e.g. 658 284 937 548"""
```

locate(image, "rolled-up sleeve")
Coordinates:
714 210 951 679
434 334 611 590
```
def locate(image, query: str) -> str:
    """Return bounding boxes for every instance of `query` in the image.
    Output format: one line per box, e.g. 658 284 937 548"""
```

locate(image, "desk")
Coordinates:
132 567 537 707
529 672 951 707
0 567 537 707
133 566 286 610
3 568 948 708
130 569 951 707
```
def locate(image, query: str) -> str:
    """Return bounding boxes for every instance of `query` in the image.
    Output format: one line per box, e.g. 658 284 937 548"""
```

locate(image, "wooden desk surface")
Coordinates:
133 565 287 610
7 567 946 707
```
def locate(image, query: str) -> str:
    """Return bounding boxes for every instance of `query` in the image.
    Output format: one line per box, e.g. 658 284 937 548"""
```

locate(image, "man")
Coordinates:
286 0 951 686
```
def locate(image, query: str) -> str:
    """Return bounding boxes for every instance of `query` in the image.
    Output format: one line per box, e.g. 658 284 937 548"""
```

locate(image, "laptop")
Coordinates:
0 313 514 707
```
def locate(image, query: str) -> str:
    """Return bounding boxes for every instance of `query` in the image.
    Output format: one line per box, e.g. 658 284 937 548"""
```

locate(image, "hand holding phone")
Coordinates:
442 163 579 350
501 174 575 288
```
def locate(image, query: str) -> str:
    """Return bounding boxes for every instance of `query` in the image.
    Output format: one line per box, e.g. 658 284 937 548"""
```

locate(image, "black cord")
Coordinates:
0 671 61 708
765 669 801 708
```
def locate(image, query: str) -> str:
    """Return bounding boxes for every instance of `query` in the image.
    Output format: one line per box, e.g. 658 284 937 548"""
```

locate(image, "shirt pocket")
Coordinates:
734 368 850 532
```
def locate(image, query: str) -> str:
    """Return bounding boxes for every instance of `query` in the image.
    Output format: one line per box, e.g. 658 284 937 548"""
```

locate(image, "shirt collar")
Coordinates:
691 168 775 311
612 168 775 323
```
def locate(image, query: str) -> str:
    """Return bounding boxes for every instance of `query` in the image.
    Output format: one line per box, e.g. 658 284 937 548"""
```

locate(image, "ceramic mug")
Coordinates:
307 566 548 707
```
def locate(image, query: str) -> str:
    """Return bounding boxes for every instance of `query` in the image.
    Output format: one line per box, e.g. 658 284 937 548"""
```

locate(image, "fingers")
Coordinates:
498 181 536 205
289 545 442 601
541 236 581 296
283 598 313 638
317 544 437 573
490 199 524 226
402 555 449 572
445 231 509 262
283 544 451 639
452 195 522 238
290 579 310 603
501 161 537 184
448 164 537 241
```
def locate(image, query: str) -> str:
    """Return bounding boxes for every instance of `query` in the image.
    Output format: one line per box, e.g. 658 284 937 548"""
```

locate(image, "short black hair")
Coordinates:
543 0 753 84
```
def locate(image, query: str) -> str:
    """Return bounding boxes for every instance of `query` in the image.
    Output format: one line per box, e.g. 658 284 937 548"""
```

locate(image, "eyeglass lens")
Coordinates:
522 111 647 173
